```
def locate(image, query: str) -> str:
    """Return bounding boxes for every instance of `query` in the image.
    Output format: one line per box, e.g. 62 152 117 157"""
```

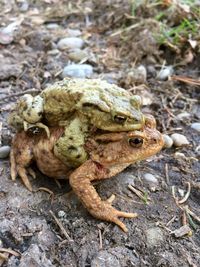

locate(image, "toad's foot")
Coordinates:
69 159 137 232
10 132 34 191
17 167 33 191
90 201 137 232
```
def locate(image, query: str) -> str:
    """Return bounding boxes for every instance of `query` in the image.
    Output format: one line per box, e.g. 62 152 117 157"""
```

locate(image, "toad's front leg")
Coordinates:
69 160 137 232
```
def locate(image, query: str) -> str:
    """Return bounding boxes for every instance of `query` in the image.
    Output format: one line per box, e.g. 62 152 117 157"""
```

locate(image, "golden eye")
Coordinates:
114 115 127 124
129 137 143 147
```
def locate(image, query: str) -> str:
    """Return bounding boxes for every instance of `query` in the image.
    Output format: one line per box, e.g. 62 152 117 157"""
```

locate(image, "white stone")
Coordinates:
58 210 66 218
66 29 82 37
171 133 189 147
46 23 60 30
146 227 164 247
157 66 173 80
68 49 89 62
62 64 93 78
191 122 200 132
57 37 84 50
143 173 158 185
163 134 173 148
176 112 190 120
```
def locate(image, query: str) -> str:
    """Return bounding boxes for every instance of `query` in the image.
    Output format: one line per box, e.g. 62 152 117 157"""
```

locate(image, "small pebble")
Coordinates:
143 173 158 186
0 32 13 45
146 227 164 247
147 65 156 77
172 225 191 238
171 133 189 147
62 64 93 78
157 66 173 81
191 122 200 132
127 65 147 84
176 112 190 120
0 145 10 159
143 173 159 191
163 134 173 148
47 49 60 56
66 28 82 37
68 49 89 62
57 37 84 51
58 210 66 218
174 152 186 159
46 23 60 30
178 188 185 197
18 0 29 12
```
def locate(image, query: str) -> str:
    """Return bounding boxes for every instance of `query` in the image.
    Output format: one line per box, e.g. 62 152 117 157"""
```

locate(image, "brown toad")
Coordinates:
10 115 163 232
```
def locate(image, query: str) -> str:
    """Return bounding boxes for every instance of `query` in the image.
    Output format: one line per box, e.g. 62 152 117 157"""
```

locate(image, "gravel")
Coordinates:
171 133 190 147
0 145 10 159
157 66 173 80
62 64 93 78
191 122 200 132
163 134 173 148
57 37 84 50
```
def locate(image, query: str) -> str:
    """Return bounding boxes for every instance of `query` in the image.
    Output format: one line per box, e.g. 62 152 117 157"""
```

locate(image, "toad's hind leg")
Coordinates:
69 160 137 232
10 133 34 191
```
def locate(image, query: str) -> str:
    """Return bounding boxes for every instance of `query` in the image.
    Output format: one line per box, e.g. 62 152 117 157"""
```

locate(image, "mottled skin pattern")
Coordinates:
10 116 163 232
9 78 145 167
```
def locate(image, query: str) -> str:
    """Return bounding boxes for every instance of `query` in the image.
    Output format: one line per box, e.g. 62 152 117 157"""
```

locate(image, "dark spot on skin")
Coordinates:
82 103 102 112
41 149 46 154
76 154 81 159
69 137 73 140
38 112 42 116
27 111 31 116
67 145 76 150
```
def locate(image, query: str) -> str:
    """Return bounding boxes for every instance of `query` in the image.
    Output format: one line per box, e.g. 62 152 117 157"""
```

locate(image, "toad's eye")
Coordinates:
114 115 127 124
28 127 41 135
129 137 143 147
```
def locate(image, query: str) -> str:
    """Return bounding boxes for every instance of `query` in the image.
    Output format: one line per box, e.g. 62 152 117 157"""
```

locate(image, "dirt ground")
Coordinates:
0 1 199 266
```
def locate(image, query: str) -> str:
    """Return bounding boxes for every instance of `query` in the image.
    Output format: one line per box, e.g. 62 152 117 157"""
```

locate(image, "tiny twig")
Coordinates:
165 163 169 184
166 215 176 227
37 187 54 197
171 185 178 204
49 210 73 242
54 179 62 189
171 75 200 86
178 182 191 204
128 184 150 204
183 206 200 224
182 210 187 226
110 22 142 37
98 229 103 250
0 248 20 257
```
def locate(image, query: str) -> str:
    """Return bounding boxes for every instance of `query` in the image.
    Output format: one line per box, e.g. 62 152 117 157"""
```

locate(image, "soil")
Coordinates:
0 1 199 266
